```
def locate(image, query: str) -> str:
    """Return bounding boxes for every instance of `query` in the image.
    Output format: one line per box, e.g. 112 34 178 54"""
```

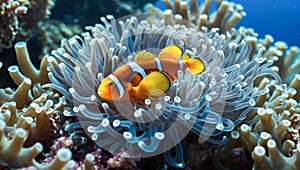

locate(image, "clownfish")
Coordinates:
97 45 205 104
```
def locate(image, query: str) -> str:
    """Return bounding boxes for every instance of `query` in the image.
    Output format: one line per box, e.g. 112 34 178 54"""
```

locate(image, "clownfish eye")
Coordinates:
109 82 114 86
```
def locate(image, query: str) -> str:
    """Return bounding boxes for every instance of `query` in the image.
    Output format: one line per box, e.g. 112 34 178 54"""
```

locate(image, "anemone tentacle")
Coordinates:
47 15 280 167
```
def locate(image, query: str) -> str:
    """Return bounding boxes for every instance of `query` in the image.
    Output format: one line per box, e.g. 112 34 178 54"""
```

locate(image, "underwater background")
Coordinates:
154 0 300 47
0 0 300 169
230 0 300 47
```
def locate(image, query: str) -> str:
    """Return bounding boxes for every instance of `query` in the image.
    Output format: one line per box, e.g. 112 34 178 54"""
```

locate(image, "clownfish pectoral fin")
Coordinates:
137 71 171 99
158 44 183 60
183 58 205 75
134 51 156 62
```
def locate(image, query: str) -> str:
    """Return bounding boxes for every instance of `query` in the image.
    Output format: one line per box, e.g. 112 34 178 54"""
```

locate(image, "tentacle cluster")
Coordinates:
213 74 300 169
45 14 279 167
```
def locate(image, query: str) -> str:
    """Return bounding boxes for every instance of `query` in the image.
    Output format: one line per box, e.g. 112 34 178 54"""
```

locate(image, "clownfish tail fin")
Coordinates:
183 58 205 75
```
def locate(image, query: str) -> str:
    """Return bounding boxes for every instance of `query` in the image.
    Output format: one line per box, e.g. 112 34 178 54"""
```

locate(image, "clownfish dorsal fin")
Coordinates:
158 44 183 60
136 71 171 100
134 51 156 62
183 57 205 75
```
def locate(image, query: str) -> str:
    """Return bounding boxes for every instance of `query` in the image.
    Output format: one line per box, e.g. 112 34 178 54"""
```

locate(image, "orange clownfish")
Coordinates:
97 44 205 104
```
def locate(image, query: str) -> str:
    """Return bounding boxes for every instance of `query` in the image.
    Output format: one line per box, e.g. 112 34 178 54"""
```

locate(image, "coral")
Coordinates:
240 123 300 170
35 148 75 169
107 149 140 170
0 119 43 168
261 41 300 83
46 136 140 170
0 0 54 52
145 0 246 33
49 136 74 156
0 0 299 169
1 87 65 148
44 13 279 168
214 106 300 169
252 141 300 170
0 100 72 169
0 0 28 52
213 76 300 169
74 149 106 170
266 41 300 101
237 42 300 167
37 20 82 58
8 41 56 86
0 78 33 109
16 0 55 40
210 28 300 169
0 79 65 148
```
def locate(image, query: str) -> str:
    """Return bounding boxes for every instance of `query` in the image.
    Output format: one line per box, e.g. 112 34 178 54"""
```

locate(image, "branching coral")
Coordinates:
45 136 140 169
43 13 279 168
0 88 65 146
0 0 28 52
0 90 72 169
34 148 75 169
0 43 65 149
214 126 300 170
8 41 56 85
0 41 57 110
107 148 140 170
213 77 300 169
145 0 246 33
240 123 300 170
0 78 33 109
266 41 300 101
16 0 55 40
213 72 300 169
0 0 54 52
0 119 43 168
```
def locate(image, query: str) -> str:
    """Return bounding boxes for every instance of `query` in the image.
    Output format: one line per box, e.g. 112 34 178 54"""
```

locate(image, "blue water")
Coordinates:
232 0 300 47
154 0 300 47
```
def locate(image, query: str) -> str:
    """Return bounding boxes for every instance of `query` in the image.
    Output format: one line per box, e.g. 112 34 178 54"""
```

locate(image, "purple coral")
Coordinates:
50 136 73 156
107 149 140 170
45 136 140 169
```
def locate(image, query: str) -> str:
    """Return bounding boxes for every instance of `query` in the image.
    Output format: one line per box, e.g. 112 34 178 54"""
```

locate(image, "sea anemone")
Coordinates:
43 13 280 168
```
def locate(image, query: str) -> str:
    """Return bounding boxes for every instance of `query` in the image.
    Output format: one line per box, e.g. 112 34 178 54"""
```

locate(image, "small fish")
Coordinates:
98 44 205 104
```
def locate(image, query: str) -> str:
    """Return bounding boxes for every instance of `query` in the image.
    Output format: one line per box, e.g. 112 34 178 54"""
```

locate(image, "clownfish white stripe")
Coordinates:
108 74 125 99
178 61 184 71
127 62 147 78
154 58 162 71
